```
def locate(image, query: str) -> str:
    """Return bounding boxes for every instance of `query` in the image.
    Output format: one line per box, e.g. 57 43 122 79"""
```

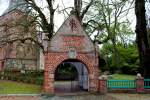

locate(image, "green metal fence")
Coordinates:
107 80 136 89
144 79 150 89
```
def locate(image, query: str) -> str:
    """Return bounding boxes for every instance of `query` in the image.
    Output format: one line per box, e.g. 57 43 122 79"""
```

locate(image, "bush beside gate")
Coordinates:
0 69 44 85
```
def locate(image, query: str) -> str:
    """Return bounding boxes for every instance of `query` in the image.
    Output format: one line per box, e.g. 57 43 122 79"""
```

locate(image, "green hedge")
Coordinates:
0 69 44 85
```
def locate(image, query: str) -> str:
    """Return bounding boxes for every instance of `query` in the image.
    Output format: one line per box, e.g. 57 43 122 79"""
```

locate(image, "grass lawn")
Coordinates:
111 74 135 80
0 80 41 94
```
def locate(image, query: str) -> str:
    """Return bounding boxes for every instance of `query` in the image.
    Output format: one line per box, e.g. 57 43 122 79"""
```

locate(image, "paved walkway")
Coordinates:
0 93 150 100
0 96 40 100
108 93 150 100
0 94 116 100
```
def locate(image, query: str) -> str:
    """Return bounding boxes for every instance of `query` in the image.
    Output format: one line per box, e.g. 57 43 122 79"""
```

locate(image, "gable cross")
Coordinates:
69 19 77 31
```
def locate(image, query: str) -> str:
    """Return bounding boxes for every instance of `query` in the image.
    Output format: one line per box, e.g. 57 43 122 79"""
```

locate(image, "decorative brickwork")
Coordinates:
43 14 99 93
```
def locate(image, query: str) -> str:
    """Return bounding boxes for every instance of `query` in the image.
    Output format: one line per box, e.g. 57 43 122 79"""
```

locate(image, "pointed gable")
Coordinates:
49 14 95 53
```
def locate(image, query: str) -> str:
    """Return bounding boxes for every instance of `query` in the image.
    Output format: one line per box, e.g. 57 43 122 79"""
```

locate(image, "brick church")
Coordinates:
0 0 44 70
0 0 100 93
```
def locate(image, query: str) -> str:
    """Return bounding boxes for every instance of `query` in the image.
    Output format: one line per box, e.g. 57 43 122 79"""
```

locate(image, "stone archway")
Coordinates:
43 52 99 94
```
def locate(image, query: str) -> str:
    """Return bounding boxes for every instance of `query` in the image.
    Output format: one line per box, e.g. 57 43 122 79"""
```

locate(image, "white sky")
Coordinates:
0 0 9 15
0 0 136 32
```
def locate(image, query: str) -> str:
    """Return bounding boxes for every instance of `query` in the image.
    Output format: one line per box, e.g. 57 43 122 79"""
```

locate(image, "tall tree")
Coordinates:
84 0 134 70
74 0 94 21
24 0 55 40
135 0 150 78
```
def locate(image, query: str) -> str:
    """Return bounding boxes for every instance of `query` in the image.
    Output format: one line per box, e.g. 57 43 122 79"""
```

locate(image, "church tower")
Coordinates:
0 0 40 70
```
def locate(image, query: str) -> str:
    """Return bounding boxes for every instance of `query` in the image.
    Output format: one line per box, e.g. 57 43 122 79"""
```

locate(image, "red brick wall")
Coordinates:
0 10 39 70
43 52 99 93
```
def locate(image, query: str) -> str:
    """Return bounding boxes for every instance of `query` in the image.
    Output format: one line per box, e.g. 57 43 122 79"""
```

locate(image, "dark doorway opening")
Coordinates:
54 59 89 93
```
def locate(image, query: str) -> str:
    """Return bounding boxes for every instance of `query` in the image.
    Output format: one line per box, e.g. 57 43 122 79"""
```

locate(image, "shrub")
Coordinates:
0 69 44 85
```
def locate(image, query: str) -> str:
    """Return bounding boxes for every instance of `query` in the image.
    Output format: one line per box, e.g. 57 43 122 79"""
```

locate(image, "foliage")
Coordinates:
84 0 134 69
84 0 134 41
0 69 44 85
55 63 78 80
100 42 139 75
118 43 139 74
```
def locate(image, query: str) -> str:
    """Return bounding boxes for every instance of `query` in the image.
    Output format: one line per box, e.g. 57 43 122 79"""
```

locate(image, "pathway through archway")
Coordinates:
54 59 89 93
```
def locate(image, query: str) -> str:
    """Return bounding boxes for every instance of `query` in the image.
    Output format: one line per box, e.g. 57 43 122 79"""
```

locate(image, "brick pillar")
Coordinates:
43 71 54 94
43 70 50 92
89 72 99 93
49 73 54 93
136 78 145 93
99 79 107 94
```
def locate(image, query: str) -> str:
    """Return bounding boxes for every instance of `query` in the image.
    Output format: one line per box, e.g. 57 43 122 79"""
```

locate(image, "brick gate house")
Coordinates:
43 14 99 93
0 0 99 93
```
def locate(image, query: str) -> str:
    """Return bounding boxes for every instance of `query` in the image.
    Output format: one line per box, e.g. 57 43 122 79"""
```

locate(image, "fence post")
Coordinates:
99 78 107 94
136 76 145 93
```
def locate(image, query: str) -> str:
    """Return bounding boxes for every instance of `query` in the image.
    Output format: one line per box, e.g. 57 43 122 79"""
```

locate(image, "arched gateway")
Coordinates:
43 14 99 93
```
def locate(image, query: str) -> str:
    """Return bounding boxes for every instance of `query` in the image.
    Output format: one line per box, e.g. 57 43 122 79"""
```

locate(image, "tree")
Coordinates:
100 41 139 74
23 0 94 40
116 42 139 75
146 1 150 45
84 0 134 70
0 0 94 50
135 0 150 78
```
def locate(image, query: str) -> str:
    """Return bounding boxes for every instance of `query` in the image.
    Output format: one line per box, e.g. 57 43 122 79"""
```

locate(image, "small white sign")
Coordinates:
68 49 77 58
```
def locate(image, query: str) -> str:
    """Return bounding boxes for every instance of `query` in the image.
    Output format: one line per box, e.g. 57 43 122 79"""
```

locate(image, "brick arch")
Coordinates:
43 53 99 93
52 56 92 75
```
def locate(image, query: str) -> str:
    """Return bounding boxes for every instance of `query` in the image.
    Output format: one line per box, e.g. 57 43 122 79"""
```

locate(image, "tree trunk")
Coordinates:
135 0 150 78
111 39 120 72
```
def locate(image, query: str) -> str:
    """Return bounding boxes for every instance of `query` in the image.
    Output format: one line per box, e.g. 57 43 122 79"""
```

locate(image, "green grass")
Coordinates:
110 74 135 80
0 80 41 94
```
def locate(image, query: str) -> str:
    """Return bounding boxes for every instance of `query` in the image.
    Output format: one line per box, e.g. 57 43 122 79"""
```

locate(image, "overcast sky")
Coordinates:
0 0 9 15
